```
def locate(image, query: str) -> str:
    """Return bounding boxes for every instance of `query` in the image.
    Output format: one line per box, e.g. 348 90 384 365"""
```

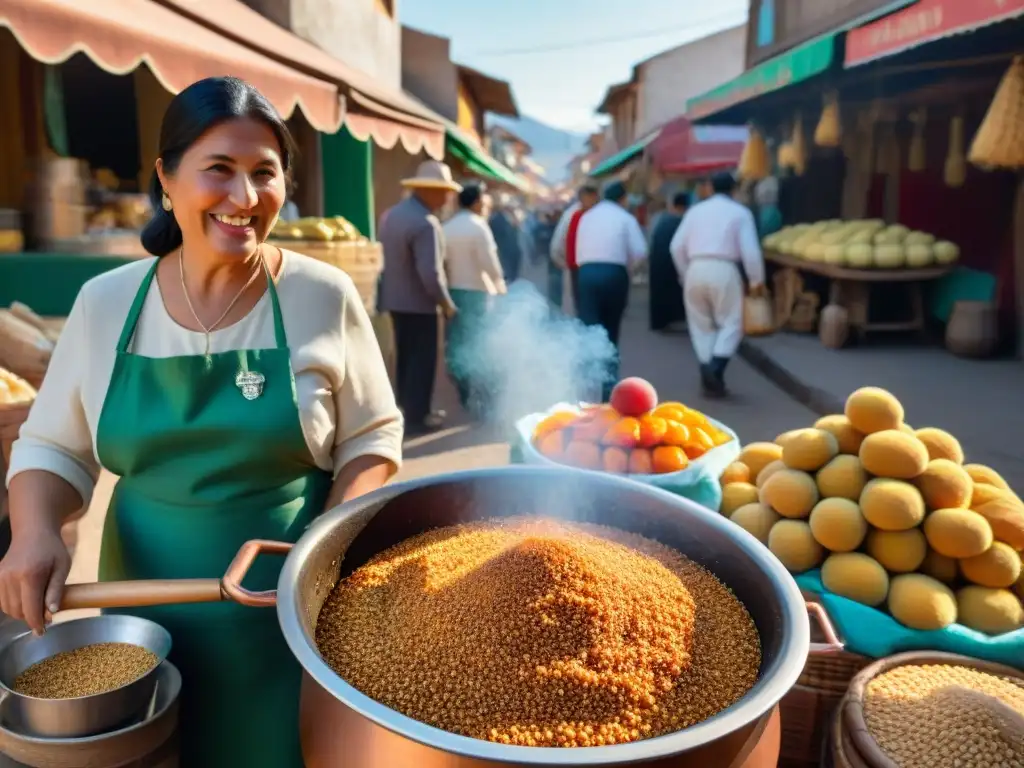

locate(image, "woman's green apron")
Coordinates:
95 259 331 767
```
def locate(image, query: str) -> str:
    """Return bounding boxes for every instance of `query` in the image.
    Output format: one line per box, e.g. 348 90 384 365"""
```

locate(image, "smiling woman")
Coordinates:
0 77 403 768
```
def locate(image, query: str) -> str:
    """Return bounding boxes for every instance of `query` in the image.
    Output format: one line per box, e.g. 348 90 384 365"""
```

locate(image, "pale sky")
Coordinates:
401 0 749 134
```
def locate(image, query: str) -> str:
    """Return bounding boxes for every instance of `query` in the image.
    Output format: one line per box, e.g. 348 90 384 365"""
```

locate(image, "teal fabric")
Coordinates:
515 405 740 511
796 570 1024 670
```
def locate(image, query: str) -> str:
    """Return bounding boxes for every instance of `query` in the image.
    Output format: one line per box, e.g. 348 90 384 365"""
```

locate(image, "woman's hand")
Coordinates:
0 526 71 634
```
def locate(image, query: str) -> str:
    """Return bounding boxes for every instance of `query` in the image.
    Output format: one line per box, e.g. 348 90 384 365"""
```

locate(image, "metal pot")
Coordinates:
61 466 841 767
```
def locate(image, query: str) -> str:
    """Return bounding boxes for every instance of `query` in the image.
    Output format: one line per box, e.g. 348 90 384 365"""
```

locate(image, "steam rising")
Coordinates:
449 281 617 428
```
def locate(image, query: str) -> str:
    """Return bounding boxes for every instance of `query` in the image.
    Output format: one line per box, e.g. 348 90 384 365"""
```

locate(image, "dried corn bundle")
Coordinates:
738 127 770 181
969 56 1024 169
791 113 807 176
908 109 927 172
814 92 842 147
945 115 967 188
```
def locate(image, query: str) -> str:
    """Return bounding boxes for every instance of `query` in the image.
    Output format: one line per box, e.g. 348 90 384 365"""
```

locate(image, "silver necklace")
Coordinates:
179 246 265 355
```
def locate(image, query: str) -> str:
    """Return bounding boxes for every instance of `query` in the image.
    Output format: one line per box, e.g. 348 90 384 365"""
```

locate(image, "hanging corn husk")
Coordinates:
908 108 927 172
968 55 1024 169
945 115 967 188
814 92 842 147
738 126 770 181
777 141 796 171
791 113 807 176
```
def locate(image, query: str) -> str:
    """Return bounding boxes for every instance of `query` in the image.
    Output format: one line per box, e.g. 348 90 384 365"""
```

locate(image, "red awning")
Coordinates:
0 0 343 133
649 117 748 176
846 0 1024 67
157 0 445 158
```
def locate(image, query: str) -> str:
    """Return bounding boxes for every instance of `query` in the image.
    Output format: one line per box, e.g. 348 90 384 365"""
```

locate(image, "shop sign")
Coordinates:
845 0 1024 67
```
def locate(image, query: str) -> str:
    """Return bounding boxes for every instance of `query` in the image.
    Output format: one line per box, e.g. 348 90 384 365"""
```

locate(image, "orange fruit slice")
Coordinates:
651 404 686 423
532 410 580 442
602 446 629 474
602 417 641 449
661 420 692 447
652 446 689 474
564 440 602 470
637 415 669 448
535 430 566 460
628 449 653 474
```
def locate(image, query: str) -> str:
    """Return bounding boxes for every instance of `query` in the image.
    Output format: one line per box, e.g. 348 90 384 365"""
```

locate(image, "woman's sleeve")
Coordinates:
331 280 404 477
5 289 99 506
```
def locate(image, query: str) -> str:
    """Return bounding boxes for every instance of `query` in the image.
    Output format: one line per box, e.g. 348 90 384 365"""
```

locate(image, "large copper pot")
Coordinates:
61 466 841 767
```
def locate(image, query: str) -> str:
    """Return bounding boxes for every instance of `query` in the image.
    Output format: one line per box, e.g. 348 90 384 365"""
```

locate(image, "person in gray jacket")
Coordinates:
377 161 459 435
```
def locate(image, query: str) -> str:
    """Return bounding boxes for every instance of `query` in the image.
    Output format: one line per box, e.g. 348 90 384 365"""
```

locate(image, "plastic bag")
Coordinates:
514 403 741 512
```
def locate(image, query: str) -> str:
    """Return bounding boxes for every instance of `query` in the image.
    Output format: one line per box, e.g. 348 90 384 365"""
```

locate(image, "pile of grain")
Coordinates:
13 643 159 699
316 518 760 747
863 663 1024 767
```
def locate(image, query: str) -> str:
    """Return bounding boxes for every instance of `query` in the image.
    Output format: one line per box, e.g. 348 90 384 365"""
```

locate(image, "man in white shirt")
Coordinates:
669 172 766 397
550 184 600 311
575 181 648 399
441 183 506 415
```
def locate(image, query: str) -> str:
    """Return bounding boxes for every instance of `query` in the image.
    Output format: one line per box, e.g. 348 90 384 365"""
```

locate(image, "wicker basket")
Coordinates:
829 694 873 768
843 651 1024 768
272 239 383 315
781 595 871 768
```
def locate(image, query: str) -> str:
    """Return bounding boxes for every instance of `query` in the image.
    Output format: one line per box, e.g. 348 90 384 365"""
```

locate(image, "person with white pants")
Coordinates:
669 172 765 397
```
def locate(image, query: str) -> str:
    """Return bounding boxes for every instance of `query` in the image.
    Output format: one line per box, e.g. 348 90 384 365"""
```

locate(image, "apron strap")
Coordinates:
264 260 287 350
117 259 161 354
117 255 289 354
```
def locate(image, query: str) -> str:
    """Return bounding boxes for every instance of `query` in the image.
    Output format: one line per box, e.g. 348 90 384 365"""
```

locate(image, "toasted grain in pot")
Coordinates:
13 643 159 699
863 663 1024 768
315 518 761 748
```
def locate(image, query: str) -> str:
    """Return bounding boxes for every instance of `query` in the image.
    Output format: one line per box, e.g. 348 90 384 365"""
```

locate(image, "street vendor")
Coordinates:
0 77 402 767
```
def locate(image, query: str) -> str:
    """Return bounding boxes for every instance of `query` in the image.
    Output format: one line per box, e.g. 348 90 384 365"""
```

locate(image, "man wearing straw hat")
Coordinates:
378 160 460 435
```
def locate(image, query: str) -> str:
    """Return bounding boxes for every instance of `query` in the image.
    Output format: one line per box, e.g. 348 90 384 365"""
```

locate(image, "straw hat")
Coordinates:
400 160 463 192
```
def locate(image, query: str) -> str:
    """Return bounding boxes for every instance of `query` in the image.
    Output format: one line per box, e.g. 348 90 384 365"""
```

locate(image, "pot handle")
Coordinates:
806 601 844 655
221 539 293 608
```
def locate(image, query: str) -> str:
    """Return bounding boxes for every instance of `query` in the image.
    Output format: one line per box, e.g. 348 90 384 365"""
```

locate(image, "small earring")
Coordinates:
161 193 172 212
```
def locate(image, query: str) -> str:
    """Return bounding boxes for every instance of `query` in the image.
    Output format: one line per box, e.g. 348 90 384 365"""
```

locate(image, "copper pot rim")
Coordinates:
276 466 839 765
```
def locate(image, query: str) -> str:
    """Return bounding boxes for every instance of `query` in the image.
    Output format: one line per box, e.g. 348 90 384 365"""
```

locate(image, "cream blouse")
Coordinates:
5 250 403 507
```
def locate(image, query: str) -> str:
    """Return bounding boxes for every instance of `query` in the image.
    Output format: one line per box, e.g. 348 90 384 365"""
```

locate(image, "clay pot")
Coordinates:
945 300 998 358
819 304 850 349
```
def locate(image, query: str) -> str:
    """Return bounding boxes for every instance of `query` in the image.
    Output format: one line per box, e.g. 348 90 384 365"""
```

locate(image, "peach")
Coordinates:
610 377 658 417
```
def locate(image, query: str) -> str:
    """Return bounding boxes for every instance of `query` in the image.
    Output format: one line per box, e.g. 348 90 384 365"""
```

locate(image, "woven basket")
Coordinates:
844 651 1024 768
272 239 383 315
830 694 873 768
781 595 871 767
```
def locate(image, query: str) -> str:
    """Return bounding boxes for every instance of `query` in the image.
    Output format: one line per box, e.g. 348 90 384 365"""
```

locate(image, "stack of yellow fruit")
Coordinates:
269 216 363 243
763 220 960 270
720 387 1024 636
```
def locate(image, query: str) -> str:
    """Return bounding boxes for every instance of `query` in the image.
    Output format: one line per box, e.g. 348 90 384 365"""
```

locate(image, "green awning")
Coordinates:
588 132 658 178
444 122 528 192
687 34 835 122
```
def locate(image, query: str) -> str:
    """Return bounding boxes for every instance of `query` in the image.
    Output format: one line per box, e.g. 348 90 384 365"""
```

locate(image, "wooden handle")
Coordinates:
60 579 226 611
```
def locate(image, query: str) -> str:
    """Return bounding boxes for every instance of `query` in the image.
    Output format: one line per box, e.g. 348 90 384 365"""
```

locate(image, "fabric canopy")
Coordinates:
157 0 445 158
0 0 343 133
845 0 1024 67
444 122 527 191
687 34 835 122
649 118 748 176
588 132 658 178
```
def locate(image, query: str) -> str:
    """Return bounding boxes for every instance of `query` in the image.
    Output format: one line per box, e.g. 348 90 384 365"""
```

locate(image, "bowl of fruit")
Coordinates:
515 377 740 510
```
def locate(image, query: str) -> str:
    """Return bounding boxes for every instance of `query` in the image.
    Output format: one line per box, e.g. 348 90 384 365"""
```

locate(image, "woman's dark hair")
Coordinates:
603 180 627 202
140 76 298 256
458 183 484 210
671 191 690 210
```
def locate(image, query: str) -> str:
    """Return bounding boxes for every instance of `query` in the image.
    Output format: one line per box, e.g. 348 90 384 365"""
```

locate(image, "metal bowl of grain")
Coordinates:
0 614 170 738
266 466 841 767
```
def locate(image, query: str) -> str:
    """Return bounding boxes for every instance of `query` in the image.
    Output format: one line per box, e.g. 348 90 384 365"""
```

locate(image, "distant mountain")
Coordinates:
487 114 588 183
